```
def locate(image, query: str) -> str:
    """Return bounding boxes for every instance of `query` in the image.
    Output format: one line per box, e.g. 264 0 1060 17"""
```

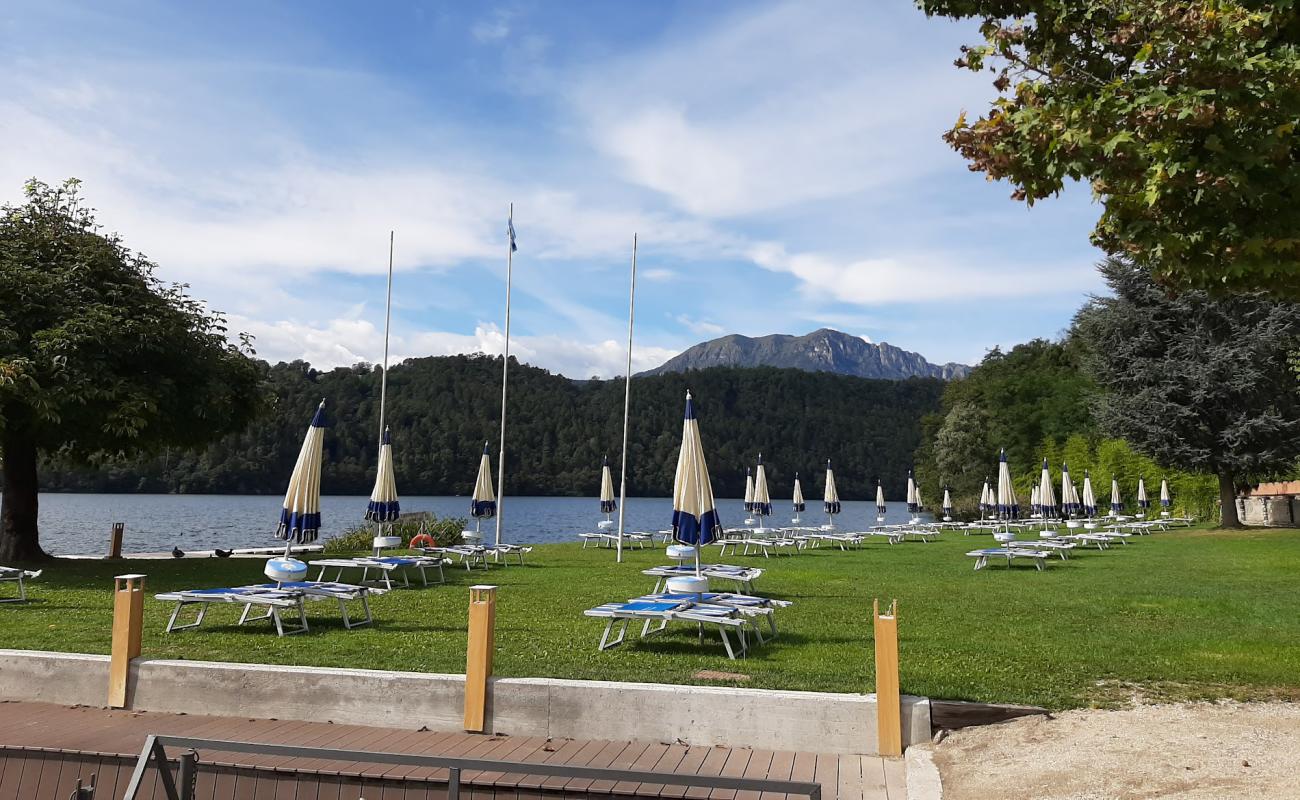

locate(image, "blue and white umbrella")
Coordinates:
823 459 841 524
276 399 326 546
1038 459 1058 520
979 478 992 518
916 484 924 512
752 454 774 521
1137 477 1150 512
942 487 954 520
470 442 497 538
1082 471 1097 518
875 481 887 520
1160 478 1172 509
743 468 755 514
599 455 617 517
1060 463 1080 517
1030 484 1041 517
365 426 400 523
1110 477 1123 515
671 391 722 575
906 469 919 515
792 472 806 517
996 449 1019 520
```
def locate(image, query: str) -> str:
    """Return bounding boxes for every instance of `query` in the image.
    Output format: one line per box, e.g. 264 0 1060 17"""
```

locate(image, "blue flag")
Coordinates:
507 218 517 252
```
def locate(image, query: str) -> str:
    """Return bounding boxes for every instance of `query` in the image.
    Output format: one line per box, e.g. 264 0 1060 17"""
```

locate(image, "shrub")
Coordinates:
322 512 469 553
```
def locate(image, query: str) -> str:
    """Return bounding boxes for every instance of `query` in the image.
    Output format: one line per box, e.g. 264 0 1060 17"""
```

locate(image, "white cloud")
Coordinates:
569 1 988 217
472 9 514 43
673 314 724 336
238 315 678 379
749 242 1097 304
642 268 676 282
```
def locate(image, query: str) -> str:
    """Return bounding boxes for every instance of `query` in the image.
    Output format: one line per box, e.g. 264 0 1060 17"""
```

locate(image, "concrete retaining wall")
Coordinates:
0 649 929 754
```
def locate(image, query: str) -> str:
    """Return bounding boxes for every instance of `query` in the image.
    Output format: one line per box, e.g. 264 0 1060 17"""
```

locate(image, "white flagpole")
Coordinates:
616 234 638 563
495 204 514 551
375 231 395 537
378 230 394 447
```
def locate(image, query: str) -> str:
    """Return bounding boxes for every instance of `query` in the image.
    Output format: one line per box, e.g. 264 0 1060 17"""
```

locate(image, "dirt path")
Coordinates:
929 701 1300 799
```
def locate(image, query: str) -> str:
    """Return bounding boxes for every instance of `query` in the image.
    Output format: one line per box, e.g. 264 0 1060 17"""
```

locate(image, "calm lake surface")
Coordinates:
35 494 934 555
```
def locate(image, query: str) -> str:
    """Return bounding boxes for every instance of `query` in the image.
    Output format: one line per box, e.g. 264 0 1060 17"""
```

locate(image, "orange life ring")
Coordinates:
409 533 436 549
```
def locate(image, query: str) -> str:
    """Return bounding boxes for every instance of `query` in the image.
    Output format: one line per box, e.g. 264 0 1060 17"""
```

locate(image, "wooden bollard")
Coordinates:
108 574 146 708
873 598 902 757
108 523 125 559
463 585 497 732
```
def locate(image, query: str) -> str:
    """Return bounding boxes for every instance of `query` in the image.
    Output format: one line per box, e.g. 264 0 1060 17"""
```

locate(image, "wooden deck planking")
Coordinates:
0 702 900 800
879 757 906 800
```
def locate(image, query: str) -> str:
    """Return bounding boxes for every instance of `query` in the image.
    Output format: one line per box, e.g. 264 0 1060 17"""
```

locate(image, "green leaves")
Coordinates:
928 0 1300 294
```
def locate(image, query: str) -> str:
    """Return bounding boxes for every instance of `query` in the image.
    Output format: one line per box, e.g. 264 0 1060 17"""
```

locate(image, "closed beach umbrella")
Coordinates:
743 468 755 513
823 459 841 523
942 487 954 519
979 478 992 518
1038 459 1058 520
1060 463 1079 517
1082 471 1097 518
1137 477 1150 511
1110 477 1123 515
906 470 919 514
1160 478 1172 509
792 472 806 515
1030 484 1041 517
671 391 722 575
916 484 924 512
364 426 400 524
470 442 497 537
600 455 617 516
996 449 1019 520
276 399 327 546
752 454 773 520
875 481 887 519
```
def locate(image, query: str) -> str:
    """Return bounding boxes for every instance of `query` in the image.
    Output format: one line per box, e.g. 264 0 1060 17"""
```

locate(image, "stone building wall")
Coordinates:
1238 496 1297 527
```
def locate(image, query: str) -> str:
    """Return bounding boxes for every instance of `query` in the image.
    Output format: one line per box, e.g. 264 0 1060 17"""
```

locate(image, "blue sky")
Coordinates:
1 0 1105 378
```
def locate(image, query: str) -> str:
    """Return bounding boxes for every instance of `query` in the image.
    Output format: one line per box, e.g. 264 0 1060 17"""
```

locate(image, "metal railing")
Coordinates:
123 734 823 800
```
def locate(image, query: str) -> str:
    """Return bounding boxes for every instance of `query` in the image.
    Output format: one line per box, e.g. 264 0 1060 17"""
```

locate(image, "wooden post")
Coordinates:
108 523 125 559
108 574 146 708
463 585 497 732
873 598 902 757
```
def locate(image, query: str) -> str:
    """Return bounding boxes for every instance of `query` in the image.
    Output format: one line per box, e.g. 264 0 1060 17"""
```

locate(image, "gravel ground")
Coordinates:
929 701 1300 799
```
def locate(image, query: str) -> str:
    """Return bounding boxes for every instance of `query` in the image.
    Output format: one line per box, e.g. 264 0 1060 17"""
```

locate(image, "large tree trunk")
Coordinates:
0 421 48 562
1217 468 1242 529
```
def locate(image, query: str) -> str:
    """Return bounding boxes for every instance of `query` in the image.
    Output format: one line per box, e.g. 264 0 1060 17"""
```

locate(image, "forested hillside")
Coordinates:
912 338 1220 518
40 355 945 499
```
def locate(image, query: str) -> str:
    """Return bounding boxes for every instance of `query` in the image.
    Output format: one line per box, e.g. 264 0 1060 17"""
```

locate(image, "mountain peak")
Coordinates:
639 329 970 380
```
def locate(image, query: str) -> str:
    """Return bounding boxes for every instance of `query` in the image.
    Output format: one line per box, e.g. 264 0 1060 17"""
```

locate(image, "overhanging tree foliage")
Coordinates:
0 179 264 560
1073 258 1300 526
919 0 1300 293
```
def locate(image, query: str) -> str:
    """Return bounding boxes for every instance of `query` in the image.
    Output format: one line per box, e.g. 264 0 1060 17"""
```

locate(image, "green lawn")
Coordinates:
3 526 1300 710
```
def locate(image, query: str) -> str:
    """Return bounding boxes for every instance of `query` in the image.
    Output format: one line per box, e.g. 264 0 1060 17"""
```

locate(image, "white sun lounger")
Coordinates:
966 548 1051 571
0 566 41 603
310 555 446 589
584 599 751 659
579 532 652 549
491 543 534 565
246 581 379 629
420 545 490 570
1008 539 1075 560
156 586 309 636
635 591 792 642
641 564 764 593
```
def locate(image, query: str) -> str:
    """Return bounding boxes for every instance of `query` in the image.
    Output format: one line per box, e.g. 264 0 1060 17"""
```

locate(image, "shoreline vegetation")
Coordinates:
3 524 1298 710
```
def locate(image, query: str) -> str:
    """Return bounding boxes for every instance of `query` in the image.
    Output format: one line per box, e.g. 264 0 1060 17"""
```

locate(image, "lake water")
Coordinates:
35 493 934 555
